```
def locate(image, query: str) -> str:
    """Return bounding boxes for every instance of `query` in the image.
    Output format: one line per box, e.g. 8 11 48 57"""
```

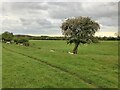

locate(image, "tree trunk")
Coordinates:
73 42 80 54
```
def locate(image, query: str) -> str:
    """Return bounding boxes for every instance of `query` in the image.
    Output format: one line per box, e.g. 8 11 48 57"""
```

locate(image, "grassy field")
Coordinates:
2 40 118 88
0 42 2 89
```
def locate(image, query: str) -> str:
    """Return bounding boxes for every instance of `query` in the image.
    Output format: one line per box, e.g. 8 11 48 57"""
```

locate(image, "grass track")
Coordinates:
3 47 92 88
3 46 97 88
2 40 118 88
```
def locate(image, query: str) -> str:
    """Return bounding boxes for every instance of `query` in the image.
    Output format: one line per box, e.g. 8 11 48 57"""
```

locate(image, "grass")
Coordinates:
0 42 2 89
2 40 118 88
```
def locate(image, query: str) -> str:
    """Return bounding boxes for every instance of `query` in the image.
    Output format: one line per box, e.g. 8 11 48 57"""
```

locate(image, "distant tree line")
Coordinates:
29 35 120 41
1 31 119 44
30 36 66 40
96 36 120 41
14 35 120 41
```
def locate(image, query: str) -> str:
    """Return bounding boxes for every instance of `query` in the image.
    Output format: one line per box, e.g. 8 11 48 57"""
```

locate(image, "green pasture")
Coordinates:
2 40 118 88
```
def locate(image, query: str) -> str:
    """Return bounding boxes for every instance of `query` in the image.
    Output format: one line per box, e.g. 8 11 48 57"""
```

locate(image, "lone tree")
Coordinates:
2 31 13 43
61 16 100 54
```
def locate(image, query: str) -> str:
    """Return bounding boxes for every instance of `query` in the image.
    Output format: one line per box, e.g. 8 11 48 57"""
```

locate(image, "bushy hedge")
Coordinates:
13 37 29 46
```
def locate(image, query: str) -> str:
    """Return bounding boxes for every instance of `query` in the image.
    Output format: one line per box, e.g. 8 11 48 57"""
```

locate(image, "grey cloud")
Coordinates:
20 18 32 25
3 2 48 10
98 17 118 26
36 19 52 26
47 2 118 27
2 2 48 17
47 2 84 19
48 2 117 19
19 17 54 28
2 2 118 35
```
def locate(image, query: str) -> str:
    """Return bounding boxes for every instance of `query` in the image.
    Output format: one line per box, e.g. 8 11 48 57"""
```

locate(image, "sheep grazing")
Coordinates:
50 49 55 52
84 44 88 46
68 51 74 54
6 42 11 44
20 43 23 46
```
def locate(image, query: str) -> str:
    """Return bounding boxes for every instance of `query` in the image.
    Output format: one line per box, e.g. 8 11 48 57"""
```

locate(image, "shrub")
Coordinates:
13 36 29 46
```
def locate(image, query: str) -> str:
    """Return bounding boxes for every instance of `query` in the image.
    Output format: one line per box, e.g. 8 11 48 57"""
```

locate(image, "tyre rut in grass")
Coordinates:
3 46 98 88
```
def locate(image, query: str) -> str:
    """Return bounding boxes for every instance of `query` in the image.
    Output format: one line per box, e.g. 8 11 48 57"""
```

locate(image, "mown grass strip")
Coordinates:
3 46 98 88
3 42 118 87
3 49 92 88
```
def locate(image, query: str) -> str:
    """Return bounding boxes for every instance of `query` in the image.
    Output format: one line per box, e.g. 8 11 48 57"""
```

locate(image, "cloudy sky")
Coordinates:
1 0 118 37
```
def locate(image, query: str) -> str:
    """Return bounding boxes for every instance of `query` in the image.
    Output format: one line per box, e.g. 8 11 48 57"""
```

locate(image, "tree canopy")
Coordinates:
2 31 13 42
61 16 100 54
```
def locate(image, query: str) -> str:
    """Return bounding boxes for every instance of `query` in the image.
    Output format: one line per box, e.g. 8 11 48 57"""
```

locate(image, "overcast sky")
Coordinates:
1 1 118 36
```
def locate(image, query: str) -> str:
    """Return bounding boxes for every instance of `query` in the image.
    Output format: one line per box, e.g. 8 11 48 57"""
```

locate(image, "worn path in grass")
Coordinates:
3 46 97 88
3 47 93 88
2 41 118 88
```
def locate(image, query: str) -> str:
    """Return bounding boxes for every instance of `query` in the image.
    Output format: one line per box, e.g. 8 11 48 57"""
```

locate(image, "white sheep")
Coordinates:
68 51 74 54
50 49 55 52
6 42 10 44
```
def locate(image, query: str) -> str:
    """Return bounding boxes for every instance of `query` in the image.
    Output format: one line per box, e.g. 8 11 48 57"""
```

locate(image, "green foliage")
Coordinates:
13 37 19 44
23 42 29 46
2 31 13 42
61 16 100 44
18 37 28 43
97 36 119 41
15 37 28 43
13 36 29 46
61 16 100 54
30 36 65 40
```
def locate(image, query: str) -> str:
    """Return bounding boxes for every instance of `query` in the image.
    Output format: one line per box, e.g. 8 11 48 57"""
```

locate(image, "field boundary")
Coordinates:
3 46 99 88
